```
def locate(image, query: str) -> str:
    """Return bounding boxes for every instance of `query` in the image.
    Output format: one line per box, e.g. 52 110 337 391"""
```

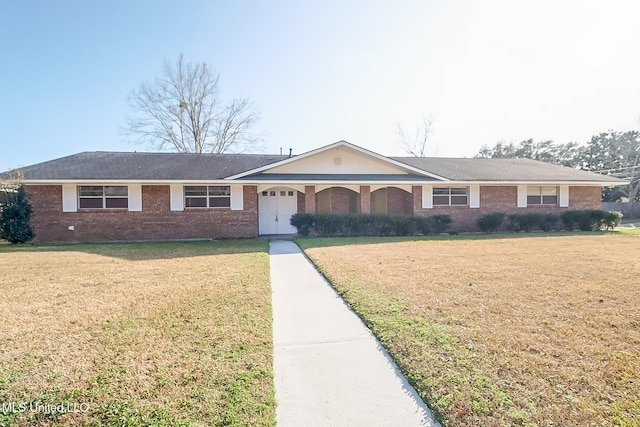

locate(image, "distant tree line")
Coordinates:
476 130 640 202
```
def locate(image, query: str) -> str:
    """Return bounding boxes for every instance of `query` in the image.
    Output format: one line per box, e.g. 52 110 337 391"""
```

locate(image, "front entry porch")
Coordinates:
257 184 417 235
306 185 414 216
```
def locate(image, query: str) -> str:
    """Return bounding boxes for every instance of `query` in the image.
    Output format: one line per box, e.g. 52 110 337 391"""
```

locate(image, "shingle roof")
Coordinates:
4 150 626 184
392 157 624 183
13 151 288 180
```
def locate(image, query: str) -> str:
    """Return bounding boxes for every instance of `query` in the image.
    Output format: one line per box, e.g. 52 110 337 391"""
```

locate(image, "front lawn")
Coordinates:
299 232 640 426
0 240 275 426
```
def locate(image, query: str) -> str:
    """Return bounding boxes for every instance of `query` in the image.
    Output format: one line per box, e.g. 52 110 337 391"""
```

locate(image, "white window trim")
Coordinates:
559 185 569 207
170 184 184 211
230 184 244 211
128 184 142 212
517 185 528 208
469 185 480 209
77 185 129 210
422 185 433 209
526 185 559 206
432 186 469 207
184 185 232 209
62 184 77 212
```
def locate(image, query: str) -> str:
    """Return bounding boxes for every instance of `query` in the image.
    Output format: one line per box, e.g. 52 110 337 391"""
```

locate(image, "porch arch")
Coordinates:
315 187 361 214
371 186 413 215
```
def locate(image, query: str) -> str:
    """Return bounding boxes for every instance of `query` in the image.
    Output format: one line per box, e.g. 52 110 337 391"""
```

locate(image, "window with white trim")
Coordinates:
433 187 468 206
78 186 128 209
527 186 558 205
184 186 231 208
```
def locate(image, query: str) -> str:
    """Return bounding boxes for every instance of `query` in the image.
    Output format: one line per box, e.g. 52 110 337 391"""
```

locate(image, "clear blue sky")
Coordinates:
2 0 640 171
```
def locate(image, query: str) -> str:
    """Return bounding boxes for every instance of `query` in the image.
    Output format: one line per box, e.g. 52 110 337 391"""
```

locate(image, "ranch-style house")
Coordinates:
3 141 627 242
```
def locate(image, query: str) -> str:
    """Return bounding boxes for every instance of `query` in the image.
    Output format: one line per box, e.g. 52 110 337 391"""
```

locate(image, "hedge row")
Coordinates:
477 210 623 233
290 213 452 237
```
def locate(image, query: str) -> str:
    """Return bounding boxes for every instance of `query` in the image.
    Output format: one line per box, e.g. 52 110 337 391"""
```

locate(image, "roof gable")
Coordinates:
228 141 447 180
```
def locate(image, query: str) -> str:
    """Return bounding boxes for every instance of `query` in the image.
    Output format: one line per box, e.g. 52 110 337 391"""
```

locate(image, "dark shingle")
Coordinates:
13 152 288 180
392 157 623 182
4 150 625 183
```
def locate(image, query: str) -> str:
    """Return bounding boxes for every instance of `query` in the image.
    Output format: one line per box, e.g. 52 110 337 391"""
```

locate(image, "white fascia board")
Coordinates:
229 179 621 187
233 180 436 186
21 179 237 185
224 140 451 181
421 181 626 186
21 179 628 186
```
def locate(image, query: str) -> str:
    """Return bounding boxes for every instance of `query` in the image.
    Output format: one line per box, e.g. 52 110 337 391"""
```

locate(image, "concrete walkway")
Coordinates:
270 240 440 427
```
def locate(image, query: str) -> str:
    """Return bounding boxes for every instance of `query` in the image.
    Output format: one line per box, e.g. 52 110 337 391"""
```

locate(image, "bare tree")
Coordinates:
0 169 24 190
123 54 260 153
396 116 435 157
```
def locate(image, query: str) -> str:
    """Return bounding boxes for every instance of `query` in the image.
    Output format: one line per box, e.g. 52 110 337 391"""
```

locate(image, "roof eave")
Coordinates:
21 179 628 186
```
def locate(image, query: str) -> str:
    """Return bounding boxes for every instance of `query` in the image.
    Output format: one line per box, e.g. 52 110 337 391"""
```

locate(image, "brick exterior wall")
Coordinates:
412 185 602 232
313 187 360 214
387 187 413 215
26 185 258 242
360 186 371 213
304 186 316 213
26 184 603 242
330 187 351 214
296 190 305 214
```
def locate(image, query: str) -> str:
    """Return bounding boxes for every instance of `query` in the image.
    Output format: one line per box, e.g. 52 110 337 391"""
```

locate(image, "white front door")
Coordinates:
259 188 298 235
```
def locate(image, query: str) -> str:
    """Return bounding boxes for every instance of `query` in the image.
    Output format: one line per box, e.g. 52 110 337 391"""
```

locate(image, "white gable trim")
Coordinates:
224 141 450 181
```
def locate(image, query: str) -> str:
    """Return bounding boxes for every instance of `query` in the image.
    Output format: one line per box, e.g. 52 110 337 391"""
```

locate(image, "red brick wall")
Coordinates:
360 186 371 214
387 187 413 215
312 187 360 214
304 186 316 214
26 185 258 242
412 185 603 232
25 184 604 241
296 190 305 214
330 187 351 214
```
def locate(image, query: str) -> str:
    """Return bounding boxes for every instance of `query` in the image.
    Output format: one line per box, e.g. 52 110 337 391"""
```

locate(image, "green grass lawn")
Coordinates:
298 230 640 427
0 240 275 427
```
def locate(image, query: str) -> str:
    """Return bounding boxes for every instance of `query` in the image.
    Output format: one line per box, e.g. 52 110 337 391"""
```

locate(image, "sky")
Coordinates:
2 0 640 171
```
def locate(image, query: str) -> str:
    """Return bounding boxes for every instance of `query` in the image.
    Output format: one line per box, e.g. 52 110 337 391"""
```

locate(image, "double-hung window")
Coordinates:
433 187 468 206
78 186 128 209
527 186 558 205
184 186 231 208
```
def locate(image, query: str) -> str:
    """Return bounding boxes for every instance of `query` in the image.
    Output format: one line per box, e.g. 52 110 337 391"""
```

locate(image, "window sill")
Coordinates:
184 207 231 210
77 208 129 212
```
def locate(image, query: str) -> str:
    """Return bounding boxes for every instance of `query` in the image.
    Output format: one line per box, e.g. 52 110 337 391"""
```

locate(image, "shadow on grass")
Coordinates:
295 230 633 250
0 238 269 261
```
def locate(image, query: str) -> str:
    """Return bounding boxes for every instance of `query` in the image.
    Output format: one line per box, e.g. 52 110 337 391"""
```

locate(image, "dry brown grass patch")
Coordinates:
0 241 274 426
301 234 640 427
